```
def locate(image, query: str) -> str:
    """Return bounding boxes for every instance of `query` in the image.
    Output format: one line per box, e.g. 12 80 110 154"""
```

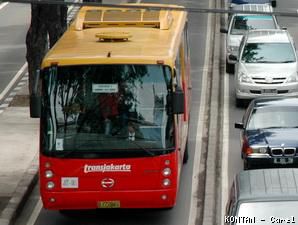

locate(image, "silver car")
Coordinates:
233 29 298 107
221 4 279 73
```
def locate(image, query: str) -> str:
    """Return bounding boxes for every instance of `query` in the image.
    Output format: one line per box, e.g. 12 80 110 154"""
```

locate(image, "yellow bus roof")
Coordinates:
42 4 187 68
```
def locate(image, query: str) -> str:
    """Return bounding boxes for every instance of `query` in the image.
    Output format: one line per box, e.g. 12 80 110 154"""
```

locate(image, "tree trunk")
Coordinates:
26 2 67 117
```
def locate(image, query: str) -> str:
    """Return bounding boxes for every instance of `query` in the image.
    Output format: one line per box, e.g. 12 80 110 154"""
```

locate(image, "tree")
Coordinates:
26 1 67 117
26 0 101 117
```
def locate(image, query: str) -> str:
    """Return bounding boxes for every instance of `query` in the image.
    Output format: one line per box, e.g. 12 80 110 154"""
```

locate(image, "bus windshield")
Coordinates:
41 64 175 158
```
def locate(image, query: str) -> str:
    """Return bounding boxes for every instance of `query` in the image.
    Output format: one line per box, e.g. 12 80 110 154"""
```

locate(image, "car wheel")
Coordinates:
183 142 189 164
226 62 234 74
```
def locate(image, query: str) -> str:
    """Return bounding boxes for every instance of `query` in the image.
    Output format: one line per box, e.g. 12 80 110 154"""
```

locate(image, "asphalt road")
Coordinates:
0 2 29 96
224 0 298 218
10 0 211 224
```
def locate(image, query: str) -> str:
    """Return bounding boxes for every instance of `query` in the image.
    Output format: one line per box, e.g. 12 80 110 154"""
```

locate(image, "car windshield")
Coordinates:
231 16 276 35
241 43 296 63
41 64 175 158
247 106 298 130
236 201 298 225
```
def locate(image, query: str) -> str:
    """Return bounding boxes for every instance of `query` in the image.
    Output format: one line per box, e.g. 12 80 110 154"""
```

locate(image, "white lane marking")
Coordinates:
221 70 230 224
0 62 27 102
26 198 42 225
0 2 9 10
187 3 212 225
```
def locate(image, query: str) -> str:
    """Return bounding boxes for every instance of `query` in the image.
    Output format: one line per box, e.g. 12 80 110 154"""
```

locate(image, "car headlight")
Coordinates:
251 146 268 154
238 71 252 84
285 72 298 83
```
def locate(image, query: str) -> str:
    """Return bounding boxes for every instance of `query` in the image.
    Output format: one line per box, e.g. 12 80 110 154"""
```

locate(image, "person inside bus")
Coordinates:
126 122 143 141
98 93 120 135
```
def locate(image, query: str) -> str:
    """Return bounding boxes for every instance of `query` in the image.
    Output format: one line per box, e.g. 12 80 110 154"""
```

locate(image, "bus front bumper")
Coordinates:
41 189 177 210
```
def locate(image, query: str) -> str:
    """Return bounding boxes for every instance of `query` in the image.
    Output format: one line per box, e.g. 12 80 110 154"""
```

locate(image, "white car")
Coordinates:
221 4 279 73
233 29 298 107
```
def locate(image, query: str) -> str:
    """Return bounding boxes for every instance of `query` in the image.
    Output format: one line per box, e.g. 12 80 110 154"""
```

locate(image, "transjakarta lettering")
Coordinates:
84 164 131 173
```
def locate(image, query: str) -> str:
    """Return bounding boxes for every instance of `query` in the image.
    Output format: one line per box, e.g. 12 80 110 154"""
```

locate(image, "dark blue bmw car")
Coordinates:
235 97 298 169
229 0 276 7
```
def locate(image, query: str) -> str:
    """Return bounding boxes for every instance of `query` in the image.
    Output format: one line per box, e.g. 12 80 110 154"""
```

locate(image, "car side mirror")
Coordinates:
220 28 228 34
229 54 238 61
271 0 276 8
235 122 244 129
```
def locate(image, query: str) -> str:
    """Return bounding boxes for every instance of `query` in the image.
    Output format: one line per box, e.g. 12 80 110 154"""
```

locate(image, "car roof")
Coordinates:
233 3 273 12
236 168 298 202
246 30 291 43
252 97 298 108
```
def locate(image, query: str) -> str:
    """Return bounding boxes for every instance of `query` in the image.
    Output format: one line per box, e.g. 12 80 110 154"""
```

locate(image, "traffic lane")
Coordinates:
31 0 210 225
0 3 30 94
227 2 298 193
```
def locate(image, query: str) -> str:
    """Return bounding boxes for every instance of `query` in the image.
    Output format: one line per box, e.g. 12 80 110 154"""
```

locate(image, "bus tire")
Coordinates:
183 142 189 164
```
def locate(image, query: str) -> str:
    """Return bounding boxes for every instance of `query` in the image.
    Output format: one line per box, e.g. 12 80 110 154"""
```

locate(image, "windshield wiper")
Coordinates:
278 60 295 63
262 126 285 129
255 60 272 63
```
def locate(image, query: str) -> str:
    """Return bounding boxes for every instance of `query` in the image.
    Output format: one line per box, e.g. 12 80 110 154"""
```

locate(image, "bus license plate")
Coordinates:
98 201 120 208
273 158 293 164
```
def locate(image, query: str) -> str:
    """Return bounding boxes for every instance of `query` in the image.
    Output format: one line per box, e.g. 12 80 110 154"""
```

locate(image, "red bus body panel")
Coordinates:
40 151 179 209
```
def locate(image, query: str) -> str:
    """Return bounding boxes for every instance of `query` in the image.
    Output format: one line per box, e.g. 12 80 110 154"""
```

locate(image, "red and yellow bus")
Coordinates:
33 3 191 210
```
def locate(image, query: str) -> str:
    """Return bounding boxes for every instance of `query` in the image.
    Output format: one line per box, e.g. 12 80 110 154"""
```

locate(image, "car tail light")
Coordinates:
242 136 252 156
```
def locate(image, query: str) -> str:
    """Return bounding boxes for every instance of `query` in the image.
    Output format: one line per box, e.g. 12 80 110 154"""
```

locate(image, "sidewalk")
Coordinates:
0 85 39 225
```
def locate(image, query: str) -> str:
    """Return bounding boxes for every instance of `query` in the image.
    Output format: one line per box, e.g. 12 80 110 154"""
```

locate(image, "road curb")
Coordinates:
0 154 39 225
201 0 223 223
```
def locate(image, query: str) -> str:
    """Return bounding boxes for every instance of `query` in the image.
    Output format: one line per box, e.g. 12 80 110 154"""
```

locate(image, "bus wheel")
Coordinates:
183 142 189 164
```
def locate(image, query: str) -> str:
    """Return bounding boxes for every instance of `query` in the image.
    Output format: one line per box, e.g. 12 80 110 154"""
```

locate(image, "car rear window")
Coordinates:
231 15 276 35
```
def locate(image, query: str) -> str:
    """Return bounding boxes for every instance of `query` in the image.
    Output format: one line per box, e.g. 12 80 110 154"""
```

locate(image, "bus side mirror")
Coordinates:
271 0 276 8
172 87 185 114
30 69 41 118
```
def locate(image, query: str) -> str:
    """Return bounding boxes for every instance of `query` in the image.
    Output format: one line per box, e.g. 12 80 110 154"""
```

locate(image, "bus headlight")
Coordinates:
162 178 171 187
46 181 55 189
162 168 171 176
45 170 54 178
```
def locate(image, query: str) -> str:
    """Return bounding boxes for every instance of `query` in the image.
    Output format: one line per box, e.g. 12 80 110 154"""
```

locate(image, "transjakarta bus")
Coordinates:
32 4 191 210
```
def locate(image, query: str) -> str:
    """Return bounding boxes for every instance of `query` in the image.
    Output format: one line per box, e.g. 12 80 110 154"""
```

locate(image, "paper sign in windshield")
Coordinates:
56 138 64 151
92 84 118 93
